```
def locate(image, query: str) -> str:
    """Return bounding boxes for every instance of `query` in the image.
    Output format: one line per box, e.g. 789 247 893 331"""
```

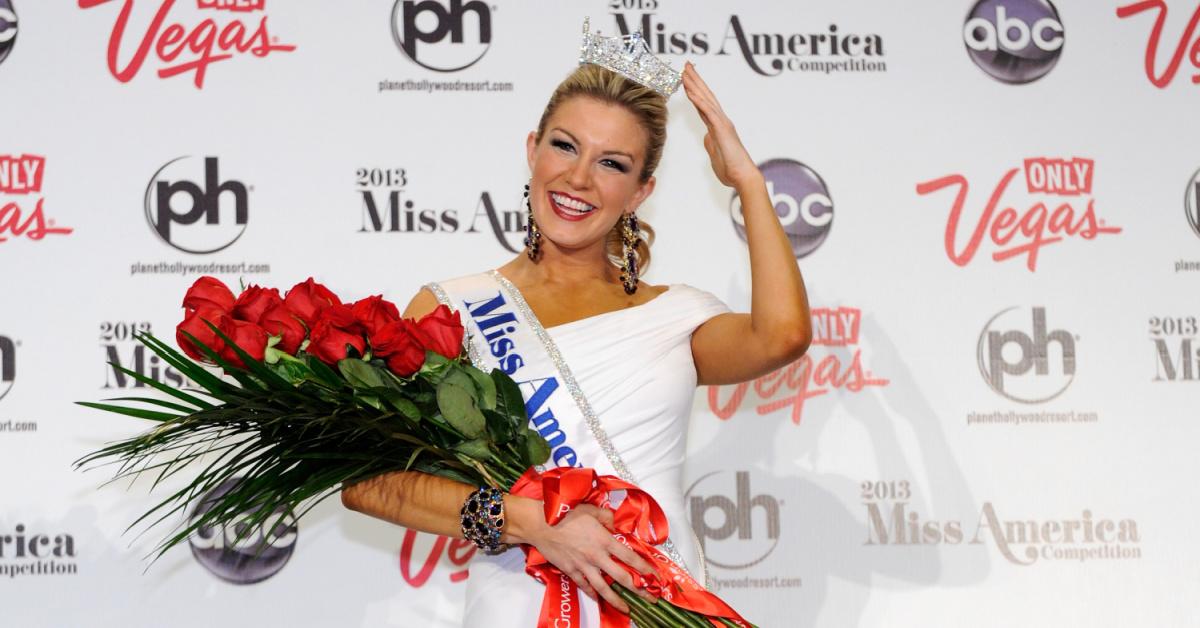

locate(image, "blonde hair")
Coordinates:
534 64 664 274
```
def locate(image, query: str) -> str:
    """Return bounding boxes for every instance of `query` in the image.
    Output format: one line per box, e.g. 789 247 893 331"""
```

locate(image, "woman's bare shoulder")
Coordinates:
402 286 441 319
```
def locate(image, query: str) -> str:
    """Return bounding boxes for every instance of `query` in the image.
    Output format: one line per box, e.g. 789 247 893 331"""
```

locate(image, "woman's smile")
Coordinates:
547 190 598 221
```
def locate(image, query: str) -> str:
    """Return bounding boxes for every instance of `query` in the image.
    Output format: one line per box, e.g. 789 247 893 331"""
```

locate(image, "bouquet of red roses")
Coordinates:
78 276 757 628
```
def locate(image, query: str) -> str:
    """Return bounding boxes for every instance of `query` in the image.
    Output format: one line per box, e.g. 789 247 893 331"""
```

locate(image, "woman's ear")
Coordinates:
627 175 656 213
526 131 538 172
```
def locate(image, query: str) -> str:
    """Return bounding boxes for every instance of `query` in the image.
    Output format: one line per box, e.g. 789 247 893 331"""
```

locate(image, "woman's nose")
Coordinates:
565 156 591 190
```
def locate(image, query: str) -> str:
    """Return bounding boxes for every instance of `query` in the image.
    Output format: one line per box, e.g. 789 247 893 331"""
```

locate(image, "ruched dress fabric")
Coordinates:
454 280 731 628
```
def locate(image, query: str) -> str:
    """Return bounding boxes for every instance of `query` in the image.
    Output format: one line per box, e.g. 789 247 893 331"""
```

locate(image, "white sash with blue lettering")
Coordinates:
425 269 700 582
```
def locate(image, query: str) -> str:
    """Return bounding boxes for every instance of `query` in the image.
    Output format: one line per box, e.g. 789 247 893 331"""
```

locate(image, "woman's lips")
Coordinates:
547 191 596 222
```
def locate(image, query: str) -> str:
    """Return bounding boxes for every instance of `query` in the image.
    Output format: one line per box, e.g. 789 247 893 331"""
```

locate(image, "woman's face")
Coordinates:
526 96 655 256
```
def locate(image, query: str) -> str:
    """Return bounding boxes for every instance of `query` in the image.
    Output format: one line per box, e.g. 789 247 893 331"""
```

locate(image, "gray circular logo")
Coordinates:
0 1 17 67
1186 167 1200 239
391 0 492 73
976 306 1076 404
144 156 249 255
963 0 1064 84
730 158 833 259
188 478 297 584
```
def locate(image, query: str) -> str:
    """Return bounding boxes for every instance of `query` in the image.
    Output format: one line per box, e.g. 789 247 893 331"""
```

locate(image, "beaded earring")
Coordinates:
619 213 640 294
523 182 541 261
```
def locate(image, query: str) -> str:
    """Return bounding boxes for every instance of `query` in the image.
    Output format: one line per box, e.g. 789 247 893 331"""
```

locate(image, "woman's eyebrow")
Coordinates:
550 127 634 160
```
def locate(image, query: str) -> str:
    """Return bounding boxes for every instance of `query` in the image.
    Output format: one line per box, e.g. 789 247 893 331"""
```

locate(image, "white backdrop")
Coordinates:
2 1 1199 626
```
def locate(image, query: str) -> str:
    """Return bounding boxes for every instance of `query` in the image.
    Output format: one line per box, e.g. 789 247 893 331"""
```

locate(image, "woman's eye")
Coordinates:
551 139 575 152
602 159 629 173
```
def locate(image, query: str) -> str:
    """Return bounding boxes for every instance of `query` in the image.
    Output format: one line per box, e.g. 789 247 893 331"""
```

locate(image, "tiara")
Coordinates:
578 17 682 98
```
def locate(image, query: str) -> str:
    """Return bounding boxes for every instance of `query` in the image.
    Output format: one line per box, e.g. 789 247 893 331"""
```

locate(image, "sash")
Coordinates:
425 271 701 579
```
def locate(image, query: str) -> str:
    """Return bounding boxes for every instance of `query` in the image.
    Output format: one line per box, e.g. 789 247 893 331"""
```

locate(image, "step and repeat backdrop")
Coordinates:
2 0 1198 626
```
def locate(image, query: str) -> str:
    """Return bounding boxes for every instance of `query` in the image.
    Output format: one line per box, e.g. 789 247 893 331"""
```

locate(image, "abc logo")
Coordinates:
188 478 297 584
144 156 249 255
731 158 833 259
0 1 16 66
685 471 780 570
963 0 1064 84
977 306 1077 404
1186 167 1200 240
0 335 14 402
391 0 492 72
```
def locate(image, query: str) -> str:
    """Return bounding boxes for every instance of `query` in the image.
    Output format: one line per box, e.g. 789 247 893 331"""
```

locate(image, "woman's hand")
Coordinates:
681 61 762 189
516 502 658 614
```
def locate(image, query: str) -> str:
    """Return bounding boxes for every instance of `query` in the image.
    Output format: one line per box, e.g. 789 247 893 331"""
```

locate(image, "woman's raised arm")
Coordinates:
681 62 813 386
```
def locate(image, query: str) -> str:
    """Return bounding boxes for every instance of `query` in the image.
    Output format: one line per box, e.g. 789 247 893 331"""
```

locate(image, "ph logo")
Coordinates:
391 0 492 72
977 306 1077 404
686 471 780 570
0 1 16 67
731 158 833 259
0 335 14 402
963 0 1064 84
188 477 297 584
144 156 249 254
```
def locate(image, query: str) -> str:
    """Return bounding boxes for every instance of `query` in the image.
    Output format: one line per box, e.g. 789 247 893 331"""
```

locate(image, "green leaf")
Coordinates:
466 366 497 410
453 438 493 461
519 428 551 467
104 364 214 410
436 381 485 438
338 359 385 389
491 368 527 426
442 367 477 398
483 409 515 444
301 354 346 389
75 401 181 423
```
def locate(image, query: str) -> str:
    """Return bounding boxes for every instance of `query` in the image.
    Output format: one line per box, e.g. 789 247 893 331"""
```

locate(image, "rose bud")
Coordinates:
351 295 401 336
182 276 235 314
307 317 367 365
283 277 343 328
371 320 430 377
414 304 465 359
216 318 269 369
176 307 228 362
260 305 306 355
231 285 283 324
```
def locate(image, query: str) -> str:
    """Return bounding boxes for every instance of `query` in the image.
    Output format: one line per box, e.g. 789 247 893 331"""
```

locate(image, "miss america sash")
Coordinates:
425 270 701 583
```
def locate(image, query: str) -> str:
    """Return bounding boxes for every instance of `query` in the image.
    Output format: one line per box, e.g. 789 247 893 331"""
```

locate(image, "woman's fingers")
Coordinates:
608 538 656 577
582 564 629 614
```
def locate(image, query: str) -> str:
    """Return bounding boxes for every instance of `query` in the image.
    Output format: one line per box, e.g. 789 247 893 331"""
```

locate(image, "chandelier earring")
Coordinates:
619 212 641 295
523 182 541 261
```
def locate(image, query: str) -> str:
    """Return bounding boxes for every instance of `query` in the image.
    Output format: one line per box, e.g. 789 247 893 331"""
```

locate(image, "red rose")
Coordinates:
260 305 306 355
232 285 283 324
414 305 465 359
182 276 235 314
307 317 367 365
351 295 401 336
177 307 228 362
216 318 269 368
284 277 342 327
371 320 430 377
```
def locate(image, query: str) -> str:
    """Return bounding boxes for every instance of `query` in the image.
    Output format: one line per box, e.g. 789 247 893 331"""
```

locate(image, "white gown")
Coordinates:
432 274 732 628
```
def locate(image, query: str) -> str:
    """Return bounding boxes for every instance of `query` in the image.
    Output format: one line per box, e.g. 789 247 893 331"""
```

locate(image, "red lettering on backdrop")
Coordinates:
708 308 888 426
1116 1 1200 87
398 528 474 587
77 0 296 88
0 155 73 244
916 157 1121 272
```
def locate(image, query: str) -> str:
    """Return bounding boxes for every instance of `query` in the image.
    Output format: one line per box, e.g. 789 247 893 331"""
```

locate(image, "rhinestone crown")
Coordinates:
578 16 682 98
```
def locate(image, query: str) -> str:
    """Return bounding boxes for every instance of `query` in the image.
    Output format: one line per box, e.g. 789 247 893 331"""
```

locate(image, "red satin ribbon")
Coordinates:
509 467 753 628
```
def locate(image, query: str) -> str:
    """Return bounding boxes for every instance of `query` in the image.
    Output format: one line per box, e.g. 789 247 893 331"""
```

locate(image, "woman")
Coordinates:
342 56 811 625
